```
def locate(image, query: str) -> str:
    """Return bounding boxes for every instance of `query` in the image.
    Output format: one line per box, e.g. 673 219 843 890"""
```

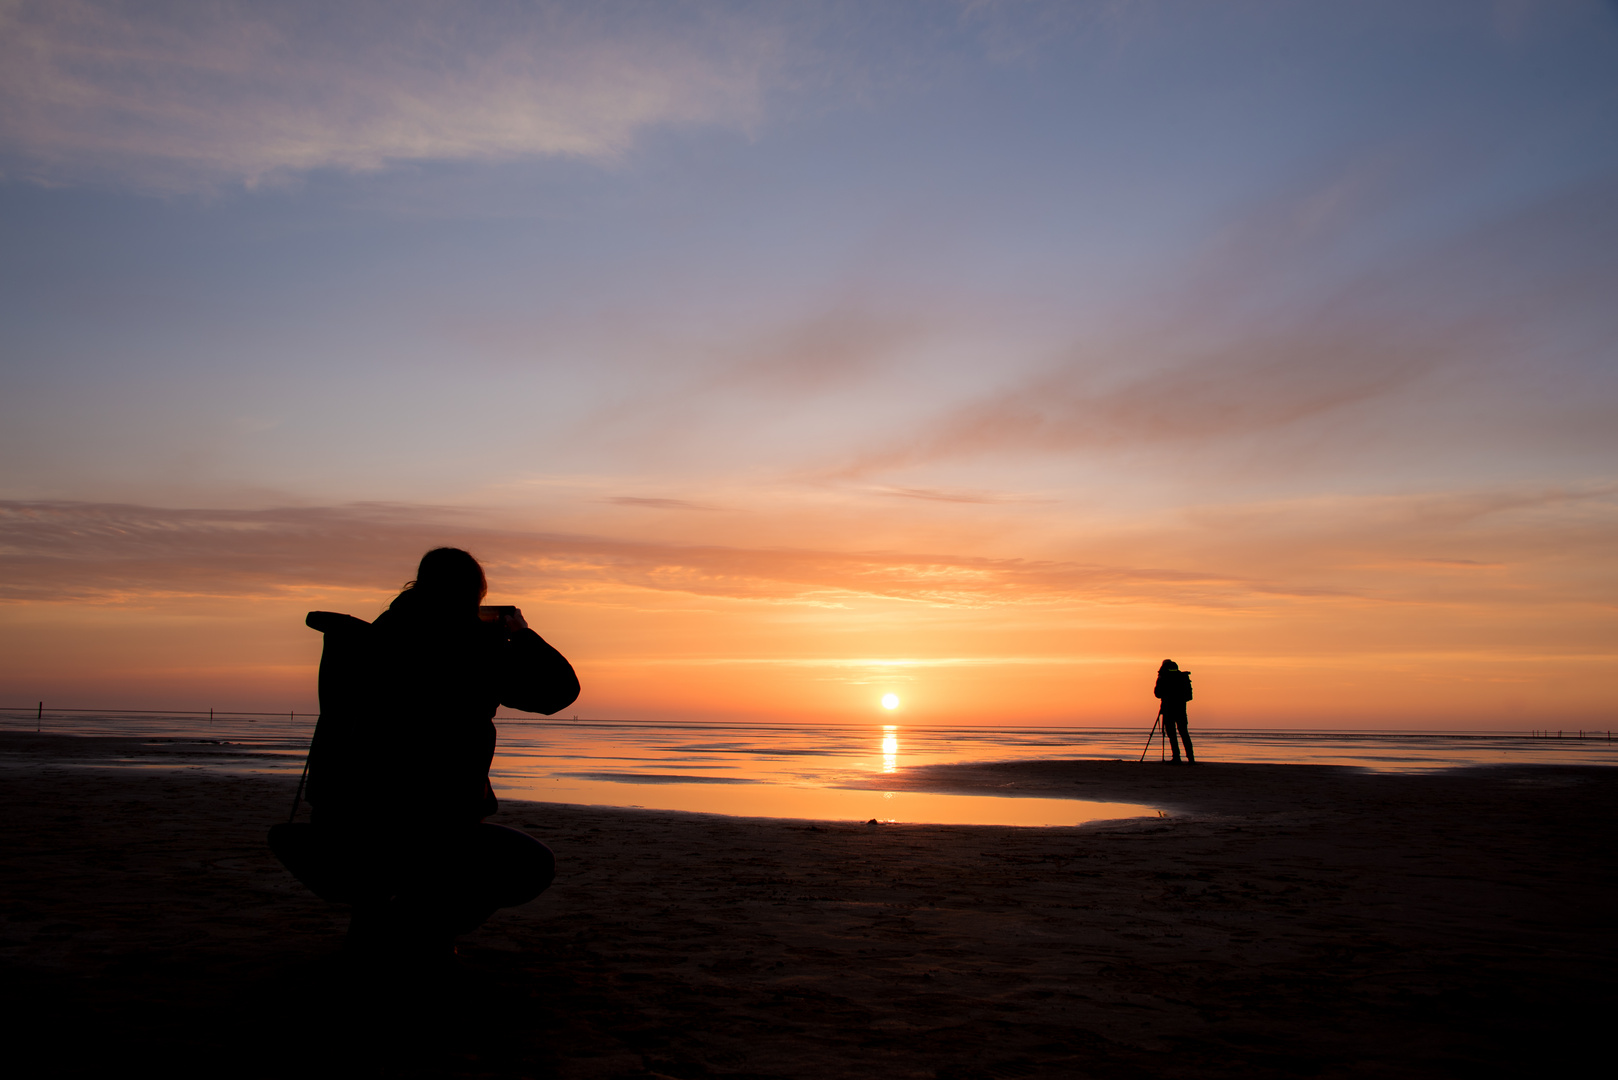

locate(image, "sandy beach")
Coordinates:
2 732 1613 1078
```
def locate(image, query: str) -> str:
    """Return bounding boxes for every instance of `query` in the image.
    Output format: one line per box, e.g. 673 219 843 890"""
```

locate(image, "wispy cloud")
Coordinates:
875 486 1046 504
4 493 1610 613
0 498 1302 609
607 496 724 511
705 308 926 395
827 169 1618 479
833 325 1447 478
0 0 782 191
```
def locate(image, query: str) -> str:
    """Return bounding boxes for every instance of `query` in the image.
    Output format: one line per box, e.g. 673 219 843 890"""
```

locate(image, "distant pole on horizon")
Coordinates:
37 701 42 733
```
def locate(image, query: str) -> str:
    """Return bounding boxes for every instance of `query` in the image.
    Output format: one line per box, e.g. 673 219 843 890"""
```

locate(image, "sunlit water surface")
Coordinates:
5 711 1615 827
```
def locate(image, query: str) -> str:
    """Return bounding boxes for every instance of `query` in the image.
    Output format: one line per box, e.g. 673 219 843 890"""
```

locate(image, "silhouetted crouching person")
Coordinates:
1154 660 1195 764
270 547 579 961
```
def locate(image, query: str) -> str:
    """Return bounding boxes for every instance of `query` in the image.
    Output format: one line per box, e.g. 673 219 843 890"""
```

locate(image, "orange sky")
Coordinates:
1 494 1610 727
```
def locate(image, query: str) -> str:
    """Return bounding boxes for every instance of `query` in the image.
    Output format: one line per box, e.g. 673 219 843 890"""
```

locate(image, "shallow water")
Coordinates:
4 710 1614 825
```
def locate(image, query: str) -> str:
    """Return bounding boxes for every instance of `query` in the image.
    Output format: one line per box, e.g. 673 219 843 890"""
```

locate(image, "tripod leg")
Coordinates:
1138 714 1161 762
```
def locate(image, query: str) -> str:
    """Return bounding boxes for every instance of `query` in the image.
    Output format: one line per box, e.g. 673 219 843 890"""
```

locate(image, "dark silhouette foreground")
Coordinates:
272 547 578 957
4 741 1613 1078
1154 659 1195 764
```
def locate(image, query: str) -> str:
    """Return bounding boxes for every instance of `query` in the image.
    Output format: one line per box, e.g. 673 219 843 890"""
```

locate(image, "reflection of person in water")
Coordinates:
1153 659 1195 765
270 547 579 961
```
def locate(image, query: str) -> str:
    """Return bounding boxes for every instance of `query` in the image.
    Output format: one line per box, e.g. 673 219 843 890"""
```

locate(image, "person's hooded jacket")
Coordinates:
304 597 578 827
1153 666 1193 707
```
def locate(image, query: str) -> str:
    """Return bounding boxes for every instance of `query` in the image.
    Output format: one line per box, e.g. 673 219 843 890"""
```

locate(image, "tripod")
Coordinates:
1138 706 1164 762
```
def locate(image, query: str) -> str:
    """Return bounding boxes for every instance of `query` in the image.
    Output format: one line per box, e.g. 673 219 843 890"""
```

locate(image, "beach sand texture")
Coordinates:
2 732 1613 1078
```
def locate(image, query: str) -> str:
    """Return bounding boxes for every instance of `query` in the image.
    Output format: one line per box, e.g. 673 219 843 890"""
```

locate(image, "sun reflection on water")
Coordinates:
30 713 1617 826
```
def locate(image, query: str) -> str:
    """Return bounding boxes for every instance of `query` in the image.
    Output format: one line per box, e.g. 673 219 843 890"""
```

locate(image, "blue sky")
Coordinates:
2 1 1615 722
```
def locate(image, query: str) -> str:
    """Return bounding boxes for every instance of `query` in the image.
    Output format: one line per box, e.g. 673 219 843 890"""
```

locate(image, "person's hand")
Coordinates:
502 607 530 633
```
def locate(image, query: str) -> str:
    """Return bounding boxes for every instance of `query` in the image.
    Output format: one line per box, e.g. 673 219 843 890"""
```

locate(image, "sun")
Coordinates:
881 694 899 710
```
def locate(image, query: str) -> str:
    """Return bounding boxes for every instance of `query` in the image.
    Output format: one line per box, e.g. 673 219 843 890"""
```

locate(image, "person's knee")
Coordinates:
268 822 382 904
476 824 556 908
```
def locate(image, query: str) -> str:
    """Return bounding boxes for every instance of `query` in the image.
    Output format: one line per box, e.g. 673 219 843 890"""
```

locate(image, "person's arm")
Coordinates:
306 610 370 636
494 610 580 715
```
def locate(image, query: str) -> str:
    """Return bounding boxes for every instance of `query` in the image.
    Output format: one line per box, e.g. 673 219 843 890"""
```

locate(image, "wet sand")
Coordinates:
2 732 1613 1078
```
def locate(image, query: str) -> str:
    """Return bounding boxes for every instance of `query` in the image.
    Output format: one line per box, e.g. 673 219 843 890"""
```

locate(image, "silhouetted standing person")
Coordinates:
271 547 579 962
1154 659 1195 764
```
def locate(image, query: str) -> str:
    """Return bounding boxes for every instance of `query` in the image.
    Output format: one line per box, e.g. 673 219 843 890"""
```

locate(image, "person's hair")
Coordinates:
390 547 487 616
1159 659 1179 672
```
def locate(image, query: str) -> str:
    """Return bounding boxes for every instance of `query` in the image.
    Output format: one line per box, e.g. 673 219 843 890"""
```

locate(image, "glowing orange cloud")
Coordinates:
1 498 1612 727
